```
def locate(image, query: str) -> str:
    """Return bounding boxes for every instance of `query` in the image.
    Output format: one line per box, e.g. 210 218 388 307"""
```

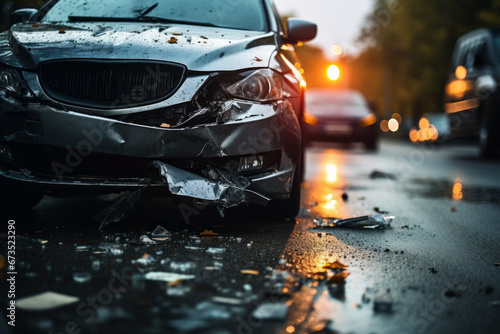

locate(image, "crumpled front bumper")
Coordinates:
0 94 301 204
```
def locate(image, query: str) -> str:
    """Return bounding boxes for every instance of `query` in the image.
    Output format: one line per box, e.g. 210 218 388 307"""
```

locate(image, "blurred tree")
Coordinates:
350 0 500 124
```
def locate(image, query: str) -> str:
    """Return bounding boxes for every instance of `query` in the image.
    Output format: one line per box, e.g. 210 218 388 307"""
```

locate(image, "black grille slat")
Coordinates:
39 61 185 109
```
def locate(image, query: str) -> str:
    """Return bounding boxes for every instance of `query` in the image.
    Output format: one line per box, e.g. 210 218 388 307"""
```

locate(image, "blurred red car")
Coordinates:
303 89 379 150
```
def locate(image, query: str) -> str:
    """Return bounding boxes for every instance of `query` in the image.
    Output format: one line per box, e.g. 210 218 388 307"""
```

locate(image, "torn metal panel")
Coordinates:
94 187 146 229
153 161 269 208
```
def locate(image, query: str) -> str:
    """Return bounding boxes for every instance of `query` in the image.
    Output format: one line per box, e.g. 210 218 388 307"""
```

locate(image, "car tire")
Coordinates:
479 100 500 158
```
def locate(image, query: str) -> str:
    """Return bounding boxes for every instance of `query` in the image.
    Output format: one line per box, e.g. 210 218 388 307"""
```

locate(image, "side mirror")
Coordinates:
286 18 317 44
10 8 39 27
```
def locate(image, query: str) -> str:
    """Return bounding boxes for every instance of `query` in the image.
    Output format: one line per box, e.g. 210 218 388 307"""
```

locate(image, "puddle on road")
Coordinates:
405 178 500 204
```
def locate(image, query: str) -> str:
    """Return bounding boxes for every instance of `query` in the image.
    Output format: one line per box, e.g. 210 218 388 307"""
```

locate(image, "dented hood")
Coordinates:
1 22 278 71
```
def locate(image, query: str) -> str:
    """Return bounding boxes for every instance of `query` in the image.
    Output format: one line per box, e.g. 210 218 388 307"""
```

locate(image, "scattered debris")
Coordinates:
59 28 66 34
207 247 226 254
73 272 92 283
168 37 178 44
94 187 146 229
314 213 394 229
341 192 349 201
145 272 195 282
139 235 156 244
428 267 438 274
252 302 289 320
254 56 263 62
200 35 209 39
374 207 389 214
152 225 172 238
373 294 393 313
450 207 457 212
200 230 218 236
240 270 259 275
212 296 245 305
32 23 40 27
16 292 79 311
370 170 397 180
160 123 170 128
172 32 183 36
444 289 462 298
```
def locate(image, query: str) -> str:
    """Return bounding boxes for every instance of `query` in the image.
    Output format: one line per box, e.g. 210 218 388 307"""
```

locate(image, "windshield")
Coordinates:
41 0 269 31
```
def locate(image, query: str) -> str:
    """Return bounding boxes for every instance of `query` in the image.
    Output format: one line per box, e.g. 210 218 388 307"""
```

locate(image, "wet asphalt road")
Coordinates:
1 139 500 334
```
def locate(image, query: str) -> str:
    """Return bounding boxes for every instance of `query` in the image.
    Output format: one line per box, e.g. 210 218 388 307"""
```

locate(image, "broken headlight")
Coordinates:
224 69 283 102
0 66 23 96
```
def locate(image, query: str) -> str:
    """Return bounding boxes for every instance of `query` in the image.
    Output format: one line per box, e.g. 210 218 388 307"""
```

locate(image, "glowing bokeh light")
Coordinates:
455 65 467 80
326 164 338 183
388 118 399 132
380 120 389 132
327 65 340 81
452 178 463 200
331 44 343 56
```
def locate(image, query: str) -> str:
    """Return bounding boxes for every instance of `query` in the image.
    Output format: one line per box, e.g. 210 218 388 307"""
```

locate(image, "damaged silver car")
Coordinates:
0 0 316 218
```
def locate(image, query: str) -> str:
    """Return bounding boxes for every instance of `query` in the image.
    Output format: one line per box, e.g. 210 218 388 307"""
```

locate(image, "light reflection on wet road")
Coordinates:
2 139 500 334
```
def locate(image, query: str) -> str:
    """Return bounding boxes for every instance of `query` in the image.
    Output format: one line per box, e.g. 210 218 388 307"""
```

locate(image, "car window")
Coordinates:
41 0 268 31
308 93 366 107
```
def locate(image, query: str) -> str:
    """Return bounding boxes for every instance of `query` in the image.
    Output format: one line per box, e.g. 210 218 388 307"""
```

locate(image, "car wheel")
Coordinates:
479 100 500 158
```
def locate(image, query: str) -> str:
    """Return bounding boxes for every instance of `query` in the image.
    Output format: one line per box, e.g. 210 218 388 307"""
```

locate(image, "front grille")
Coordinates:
39 60 185 109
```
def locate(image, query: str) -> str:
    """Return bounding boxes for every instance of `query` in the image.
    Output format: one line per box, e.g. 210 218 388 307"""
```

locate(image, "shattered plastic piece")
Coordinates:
73 272 92 283
59 28 66 34
94 187 146 229
151 225 172 238
139 235 156 244
254 56 263 61
370 170 397 180
145 272 195 282
252 302 289 320
172 32 183 36
314 213 394 229
240 270 259 275
200 35 209 39
153 161 269 209
16 292 79 311
160 123 171 128
168 37 178 44
200 229 218 236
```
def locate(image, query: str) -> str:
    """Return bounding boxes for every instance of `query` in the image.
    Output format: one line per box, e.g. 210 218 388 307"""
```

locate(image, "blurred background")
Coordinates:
1 0 500 138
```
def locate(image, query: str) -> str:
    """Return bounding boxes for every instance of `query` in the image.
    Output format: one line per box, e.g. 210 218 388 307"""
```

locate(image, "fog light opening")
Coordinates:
238 155 264 172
